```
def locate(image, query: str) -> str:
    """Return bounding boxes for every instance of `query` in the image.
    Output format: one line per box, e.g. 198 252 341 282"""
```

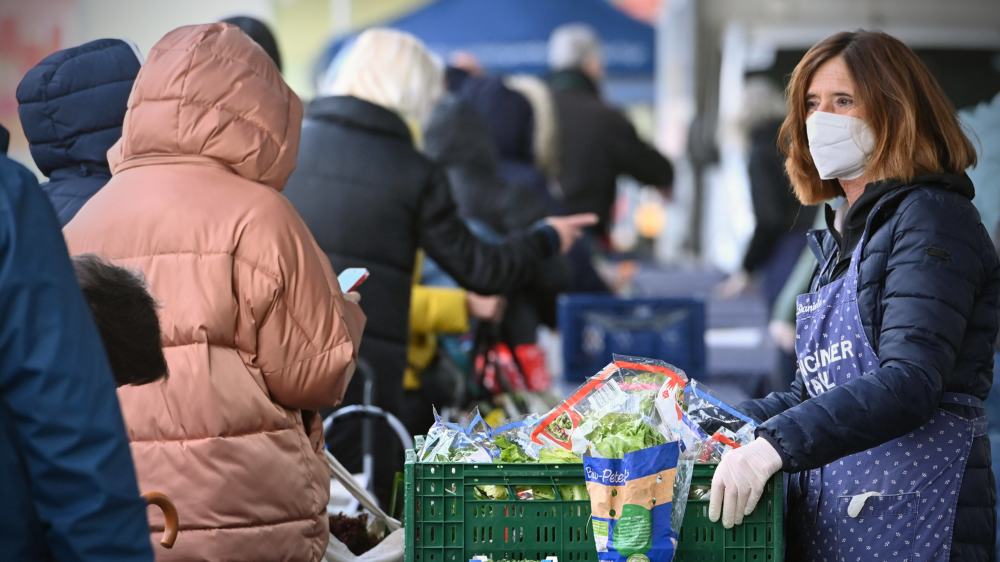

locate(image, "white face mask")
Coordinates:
805 111 875 180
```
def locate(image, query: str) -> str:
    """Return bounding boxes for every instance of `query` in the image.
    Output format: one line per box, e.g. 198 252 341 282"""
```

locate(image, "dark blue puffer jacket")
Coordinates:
17 38 140 226
742 174 1000 561
0 153 152 561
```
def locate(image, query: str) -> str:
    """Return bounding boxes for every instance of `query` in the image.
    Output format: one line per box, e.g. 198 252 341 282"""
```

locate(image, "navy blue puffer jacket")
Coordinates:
0 152 152 561
17 39 140 226
742 174 1000 561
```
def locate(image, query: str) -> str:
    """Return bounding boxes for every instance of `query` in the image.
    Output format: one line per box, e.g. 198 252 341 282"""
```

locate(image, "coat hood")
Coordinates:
424 95 497 173
423 95 509 233
17 38 141 177
109 23 302 190
458 76 535 164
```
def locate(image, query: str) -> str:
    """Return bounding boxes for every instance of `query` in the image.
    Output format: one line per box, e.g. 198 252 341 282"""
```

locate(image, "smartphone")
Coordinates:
337 268 370 293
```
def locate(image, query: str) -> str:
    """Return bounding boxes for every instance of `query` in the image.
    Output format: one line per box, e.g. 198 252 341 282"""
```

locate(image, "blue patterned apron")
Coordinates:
788 200 987 561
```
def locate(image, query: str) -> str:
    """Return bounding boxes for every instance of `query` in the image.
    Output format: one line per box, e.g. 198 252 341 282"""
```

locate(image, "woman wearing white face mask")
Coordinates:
709 30 1000 561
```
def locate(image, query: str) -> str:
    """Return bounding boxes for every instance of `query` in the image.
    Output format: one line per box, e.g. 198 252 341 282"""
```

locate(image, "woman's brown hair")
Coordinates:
780 30 977 205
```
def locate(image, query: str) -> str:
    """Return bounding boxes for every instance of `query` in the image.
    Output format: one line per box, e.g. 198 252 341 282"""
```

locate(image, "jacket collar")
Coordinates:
549 69 599 96
306 96 413 144
807 173 974 282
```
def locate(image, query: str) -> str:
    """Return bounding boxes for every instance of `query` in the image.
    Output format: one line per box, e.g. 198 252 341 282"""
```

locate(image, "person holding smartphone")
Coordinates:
63 24 366 561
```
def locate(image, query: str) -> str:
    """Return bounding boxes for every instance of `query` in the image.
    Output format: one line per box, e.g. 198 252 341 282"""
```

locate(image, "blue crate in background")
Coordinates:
558 295 706 383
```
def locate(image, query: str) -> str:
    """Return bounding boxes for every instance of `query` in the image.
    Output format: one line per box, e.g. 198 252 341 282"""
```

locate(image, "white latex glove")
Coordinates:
709 437 783 528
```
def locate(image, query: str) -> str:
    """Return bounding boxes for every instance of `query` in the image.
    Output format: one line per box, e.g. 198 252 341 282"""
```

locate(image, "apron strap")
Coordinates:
972 416 988 439
940 392 984 409
940 392 987 438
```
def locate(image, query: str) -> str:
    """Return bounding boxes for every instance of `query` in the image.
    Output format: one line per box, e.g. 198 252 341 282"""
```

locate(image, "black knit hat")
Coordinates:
221 16 283 72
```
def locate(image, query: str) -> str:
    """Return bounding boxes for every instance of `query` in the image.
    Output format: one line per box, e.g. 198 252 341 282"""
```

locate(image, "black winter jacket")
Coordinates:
16 39 139 226
742 174 1000 561
283 96 559 410
550 69 673 237
742 117 815 274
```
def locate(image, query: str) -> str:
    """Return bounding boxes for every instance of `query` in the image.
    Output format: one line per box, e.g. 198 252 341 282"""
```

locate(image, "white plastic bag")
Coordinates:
324 528 405 562
324 451 403 562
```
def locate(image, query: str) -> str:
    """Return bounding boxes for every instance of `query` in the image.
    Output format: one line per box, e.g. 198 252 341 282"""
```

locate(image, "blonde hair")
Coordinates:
505 74 559 178
781 30 977 204
322 28 443 126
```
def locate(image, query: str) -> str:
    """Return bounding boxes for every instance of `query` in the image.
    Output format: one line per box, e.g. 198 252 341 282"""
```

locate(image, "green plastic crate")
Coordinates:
677 465 783 562
404 446 783 562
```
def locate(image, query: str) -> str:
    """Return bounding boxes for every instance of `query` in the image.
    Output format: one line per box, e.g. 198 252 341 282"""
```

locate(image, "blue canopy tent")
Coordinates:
315 0 657 102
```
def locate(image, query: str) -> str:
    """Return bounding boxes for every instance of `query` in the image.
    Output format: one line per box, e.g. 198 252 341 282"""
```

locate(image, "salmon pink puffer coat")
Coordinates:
64 23 366 561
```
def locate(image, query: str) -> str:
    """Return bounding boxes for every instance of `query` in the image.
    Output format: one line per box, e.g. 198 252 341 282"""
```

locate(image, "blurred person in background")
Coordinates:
0 129 153 562
711 31 999 561
220 15 282 72
64 24 366 561
444 50 483 91
961 89 1000 560
459 76 560 239
409 65 507 434
504 71 611 293
548 22 674 241
424 69 511 235
961 91 1000 253
458 76 571 356
284 28 594 506
16 38 141 226
401 252 505 435
718 77 817 308
506 74 561 182
418 69 553 419
766 207 832 391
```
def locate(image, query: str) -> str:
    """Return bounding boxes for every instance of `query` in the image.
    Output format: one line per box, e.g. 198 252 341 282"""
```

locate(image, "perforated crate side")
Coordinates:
404 454 783 562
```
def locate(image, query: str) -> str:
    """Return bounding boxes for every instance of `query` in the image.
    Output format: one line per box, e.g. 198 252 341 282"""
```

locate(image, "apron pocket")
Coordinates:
835 492 918 562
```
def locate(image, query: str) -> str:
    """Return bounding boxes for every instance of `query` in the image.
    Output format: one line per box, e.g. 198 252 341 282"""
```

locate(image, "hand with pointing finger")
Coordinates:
545 213 598 254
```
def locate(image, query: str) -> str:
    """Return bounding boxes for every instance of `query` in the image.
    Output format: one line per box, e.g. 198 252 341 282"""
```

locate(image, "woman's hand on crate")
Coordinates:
708 437 782 528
